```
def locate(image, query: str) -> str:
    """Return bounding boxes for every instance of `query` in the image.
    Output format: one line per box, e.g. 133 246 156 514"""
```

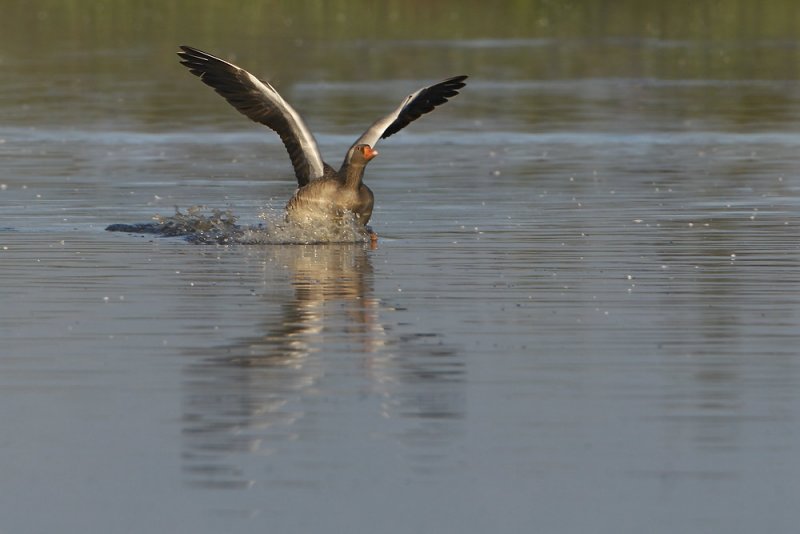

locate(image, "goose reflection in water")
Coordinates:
180 244 465 490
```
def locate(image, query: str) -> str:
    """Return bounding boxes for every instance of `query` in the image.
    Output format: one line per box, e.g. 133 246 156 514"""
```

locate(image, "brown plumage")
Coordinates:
285 144 377 226
177 46 467 235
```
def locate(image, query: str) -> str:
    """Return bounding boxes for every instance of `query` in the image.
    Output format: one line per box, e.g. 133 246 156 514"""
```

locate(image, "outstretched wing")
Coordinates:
178 45 325 186
347 75 467 163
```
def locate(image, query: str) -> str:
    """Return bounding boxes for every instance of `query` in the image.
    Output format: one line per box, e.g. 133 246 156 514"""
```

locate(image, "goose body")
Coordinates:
177 45 467 232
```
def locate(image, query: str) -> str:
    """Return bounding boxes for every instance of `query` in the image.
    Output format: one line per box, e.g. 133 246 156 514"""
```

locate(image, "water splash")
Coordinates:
106 206 371 245
241 209 372 245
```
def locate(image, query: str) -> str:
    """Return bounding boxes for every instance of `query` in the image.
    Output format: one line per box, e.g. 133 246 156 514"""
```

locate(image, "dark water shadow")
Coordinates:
105 206 373 245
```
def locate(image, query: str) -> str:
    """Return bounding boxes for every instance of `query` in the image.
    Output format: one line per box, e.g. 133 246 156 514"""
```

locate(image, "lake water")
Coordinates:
3 3 800 533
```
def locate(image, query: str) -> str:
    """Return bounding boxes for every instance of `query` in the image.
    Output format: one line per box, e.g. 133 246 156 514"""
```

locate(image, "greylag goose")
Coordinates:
177 46 467 238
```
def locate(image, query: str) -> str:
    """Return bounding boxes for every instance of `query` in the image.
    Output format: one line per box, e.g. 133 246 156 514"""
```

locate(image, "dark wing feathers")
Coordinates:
177 45 325 185
348 75 467 162
179 46 467 178
382 75 468 139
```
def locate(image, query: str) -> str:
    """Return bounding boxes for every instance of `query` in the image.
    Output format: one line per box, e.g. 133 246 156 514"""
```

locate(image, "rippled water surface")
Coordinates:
3 3 800 533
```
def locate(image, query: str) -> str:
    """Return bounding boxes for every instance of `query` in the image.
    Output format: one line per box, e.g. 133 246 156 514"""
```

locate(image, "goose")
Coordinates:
177 46 467 239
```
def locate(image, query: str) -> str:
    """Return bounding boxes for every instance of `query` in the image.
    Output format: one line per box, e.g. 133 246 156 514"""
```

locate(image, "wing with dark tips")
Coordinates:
178 45 325 186
348 75 467 161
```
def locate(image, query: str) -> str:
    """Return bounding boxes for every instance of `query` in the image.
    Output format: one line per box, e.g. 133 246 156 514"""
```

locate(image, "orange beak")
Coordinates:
364 146 378 161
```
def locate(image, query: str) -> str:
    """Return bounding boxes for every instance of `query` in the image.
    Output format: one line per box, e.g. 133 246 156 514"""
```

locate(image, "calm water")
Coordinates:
3 3 800 533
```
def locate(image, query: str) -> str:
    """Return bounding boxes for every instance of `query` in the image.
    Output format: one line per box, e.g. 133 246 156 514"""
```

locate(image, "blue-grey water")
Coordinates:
3 6 800 533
